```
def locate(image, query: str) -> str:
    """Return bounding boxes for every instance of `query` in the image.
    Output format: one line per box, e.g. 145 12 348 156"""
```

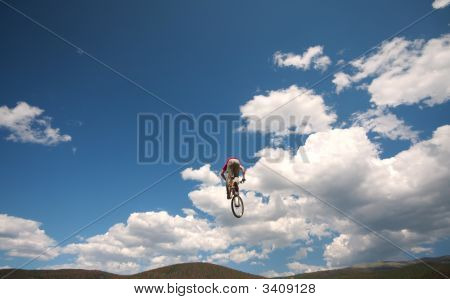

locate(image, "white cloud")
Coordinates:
183 167 331 265
332 72 352 94
274 46 331 71
0 214 59 260
187 184 330 249
181 208 197 217
48 260 143 274
207 246 268 264
181 164 220 185
292 247 313 260
352 107 419 142
61 211 229 274
432 0 450 9
260 269 294 278
323 230 436 267
246 125 450 267
332 35 450 107
0 102 71 145
287 262 327 274
410 246 433 254
240 85 337 136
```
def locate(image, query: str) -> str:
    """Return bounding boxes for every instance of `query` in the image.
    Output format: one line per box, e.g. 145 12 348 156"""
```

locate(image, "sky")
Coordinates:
0 0 449 276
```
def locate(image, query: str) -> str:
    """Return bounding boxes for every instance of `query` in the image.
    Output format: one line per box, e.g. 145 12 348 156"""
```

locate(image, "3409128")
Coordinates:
262 283 315 294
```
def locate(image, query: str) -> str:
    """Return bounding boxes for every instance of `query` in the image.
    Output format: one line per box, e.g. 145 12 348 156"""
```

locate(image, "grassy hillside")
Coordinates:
0 262 260 279
0 269 119 279
1 256 449 279
129 262 262 279
289 256 450 279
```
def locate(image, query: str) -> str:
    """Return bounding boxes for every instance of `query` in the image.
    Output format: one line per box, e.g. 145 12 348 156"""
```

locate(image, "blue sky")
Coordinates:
0 0 449 276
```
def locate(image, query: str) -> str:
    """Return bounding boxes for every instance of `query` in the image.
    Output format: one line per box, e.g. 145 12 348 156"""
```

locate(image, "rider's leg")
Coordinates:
226 172 232 199
229 161 240 193
228 163 242 207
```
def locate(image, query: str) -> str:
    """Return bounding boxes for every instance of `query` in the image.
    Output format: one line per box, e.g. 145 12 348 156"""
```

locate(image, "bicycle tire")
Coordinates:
231 195 244 218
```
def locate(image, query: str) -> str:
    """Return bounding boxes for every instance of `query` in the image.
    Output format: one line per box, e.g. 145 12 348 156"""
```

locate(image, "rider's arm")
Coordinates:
240 165 246 180
220 163 227 181
220 169 226 181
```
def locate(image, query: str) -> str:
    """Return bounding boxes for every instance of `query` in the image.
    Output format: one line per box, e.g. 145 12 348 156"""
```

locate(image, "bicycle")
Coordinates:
228 177 244 218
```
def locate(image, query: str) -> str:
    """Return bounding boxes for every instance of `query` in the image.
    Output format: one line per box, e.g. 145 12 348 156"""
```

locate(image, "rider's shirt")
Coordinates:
222 157 240 173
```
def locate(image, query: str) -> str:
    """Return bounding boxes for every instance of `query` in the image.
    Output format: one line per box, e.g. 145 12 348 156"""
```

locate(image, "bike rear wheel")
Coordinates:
231 195 244 218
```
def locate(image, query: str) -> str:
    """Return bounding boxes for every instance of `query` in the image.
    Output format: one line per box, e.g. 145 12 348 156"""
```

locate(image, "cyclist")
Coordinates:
220 157 246 199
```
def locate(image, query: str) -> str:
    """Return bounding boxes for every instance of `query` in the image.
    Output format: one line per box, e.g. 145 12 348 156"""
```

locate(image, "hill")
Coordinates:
287 256 450 279
0 268 119 279
0 262 261 279
1 256 449 279
128 262 261 279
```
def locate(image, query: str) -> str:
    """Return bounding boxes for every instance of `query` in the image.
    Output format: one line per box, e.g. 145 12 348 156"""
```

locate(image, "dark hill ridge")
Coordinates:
286 255 450 279
0 262 261 279
129 262 262 279
0 268 118 279
1 256 449 279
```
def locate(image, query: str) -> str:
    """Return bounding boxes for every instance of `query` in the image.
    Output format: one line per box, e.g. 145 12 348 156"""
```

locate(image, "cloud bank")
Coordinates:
0 214 58 260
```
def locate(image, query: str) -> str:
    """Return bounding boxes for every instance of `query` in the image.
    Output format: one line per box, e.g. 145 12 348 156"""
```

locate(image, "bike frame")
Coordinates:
228 177 240 196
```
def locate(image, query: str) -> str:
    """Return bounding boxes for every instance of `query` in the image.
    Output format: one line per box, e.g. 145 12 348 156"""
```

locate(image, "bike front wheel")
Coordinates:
231 195 244 218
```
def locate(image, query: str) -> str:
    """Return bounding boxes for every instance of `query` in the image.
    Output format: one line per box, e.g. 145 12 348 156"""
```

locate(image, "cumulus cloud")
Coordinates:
246 125 450 267
181 164 220 185
187 185 330 250
323 230 435 268
274 46 331 71
287 262 327 274
260 269 294 278
332 72 352 94
410 246 433 254
0 102 71 145
352 107 419 142
240 85 337 136
178 125 449 268
182 208 197 217
292 247 313 260
207 246 268 264
332 35 450 107
432 0 450 9
0 214 58 260
60 211 229 274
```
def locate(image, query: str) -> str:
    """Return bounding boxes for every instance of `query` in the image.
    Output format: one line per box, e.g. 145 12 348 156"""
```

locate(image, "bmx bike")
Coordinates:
228 177 244 218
